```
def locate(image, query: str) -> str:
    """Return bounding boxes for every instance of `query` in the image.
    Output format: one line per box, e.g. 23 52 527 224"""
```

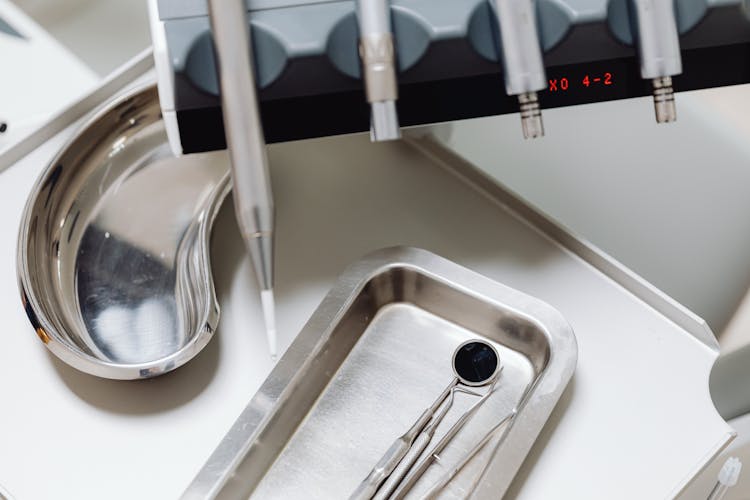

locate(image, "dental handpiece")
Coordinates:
630 0 682 123
493 0 547 138
356 0 401 141
207 0 277 358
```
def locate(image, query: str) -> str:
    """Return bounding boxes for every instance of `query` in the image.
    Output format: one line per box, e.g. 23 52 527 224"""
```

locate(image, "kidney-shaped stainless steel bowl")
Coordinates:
17 85 231 379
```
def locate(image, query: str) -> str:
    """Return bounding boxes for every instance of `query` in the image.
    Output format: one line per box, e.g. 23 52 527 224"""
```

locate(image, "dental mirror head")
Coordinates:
452 340 500 387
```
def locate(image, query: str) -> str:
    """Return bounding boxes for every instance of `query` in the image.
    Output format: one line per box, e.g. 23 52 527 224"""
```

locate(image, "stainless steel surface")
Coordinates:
17 85 231 379
208 0 277 356
185 247 577 499
492 0 546 137
357 0 401 142
629 0 682 123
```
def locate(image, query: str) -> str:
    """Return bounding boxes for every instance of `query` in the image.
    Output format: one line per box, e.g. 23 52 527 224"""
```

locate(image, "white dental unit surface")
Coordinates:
433 85 750 341
0 60 739 499
0 0 97 156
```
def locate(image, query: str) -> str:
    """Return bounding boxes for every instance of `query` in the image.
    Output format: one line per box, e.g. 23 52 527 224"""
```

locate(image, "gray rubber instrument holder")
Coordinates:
153 0 750 153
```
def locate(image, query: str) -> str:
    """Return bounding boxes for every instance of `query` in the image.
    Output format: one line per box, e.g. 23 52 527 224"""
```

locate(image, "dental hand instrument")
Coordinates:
373 386 484 500
388 376 500 500
421 409 516 500
350 340 500 500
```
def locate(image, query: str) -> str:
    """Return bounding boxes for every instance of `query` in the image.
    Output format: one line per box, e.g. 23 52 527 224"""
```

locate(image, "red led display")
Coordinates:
549 72 613 92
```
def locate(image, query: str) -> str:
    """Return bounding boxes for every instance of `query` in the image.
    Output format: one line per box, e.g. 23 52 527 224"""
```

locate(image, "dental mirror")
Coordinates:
452 340 500 386
350 339 500 500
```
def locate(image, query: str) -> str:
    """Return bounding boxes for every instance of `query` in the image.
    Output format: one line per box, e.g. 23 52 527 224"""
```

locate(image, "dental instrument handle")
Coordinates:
422 411 516 500
374 388 460 500
349 379 456 500
373 428 433 500
207 0 277 358
390 377 500 500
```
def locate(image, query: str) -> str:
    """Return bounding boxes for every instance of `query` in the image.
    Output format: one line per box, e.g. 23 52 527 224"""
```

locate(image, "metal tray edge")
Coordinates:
406 134 721 355
0 48 154 173
186 246 578 499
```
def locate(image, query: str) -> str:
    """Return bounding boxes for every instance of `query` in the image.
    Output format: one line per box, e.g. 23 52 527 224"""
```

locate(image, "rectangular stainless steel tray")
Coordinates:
187 247 577 499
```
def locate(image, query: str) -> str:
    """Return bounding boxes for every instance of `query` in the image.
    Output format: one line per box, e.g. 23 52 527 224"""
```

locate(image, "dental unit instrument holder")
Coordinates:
151 1 750 153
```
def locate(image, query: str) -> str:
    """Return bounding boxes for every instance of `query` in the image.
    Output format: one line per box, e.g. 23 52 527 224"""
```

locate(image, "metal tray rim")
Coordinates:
185 245 578 499
406 135 720 354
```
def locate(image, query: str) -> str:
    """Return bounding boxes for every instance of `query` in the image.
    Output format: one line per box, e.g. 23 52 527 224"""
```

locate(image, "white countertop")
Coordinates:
0 0 97 155
0 74 733 499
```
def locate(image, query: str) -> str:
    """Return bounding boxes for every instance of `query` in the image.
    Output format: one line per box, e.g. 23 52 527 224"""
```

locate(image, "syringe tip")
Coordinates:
266 327 277 360
718 457 742 487
260 289 278 359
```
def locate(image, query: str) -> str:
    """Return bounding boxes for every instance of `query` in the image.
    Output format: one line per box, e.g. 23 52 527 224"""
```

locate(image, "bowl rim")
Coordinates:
16 82 226 380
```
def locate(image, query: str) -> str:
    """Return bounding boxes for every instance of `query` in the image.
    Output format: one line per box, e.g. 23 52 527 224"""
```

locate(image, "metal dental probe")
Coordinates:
421 409 516 499
389 376 501 500
208 0 277 358
373 386 485 500
462 380 540 499
350 341 501 500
